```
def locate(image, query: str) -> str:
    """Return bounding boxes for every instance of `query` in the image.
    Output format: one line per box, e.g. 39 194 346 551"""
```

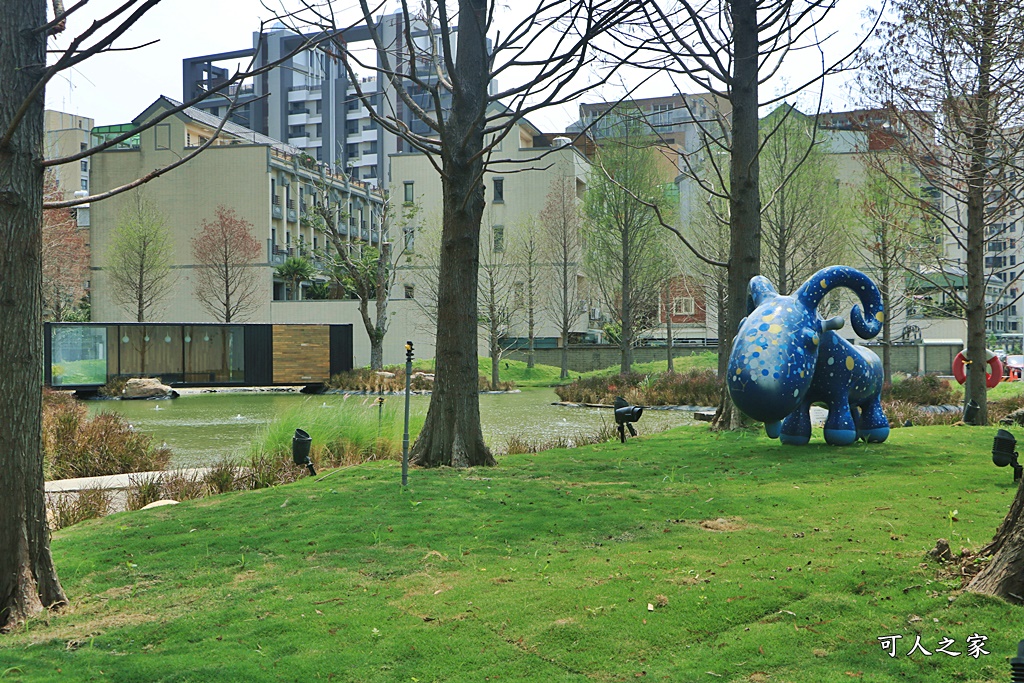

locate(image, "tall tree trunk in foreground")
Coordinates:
713 0 761 430
410 0 494 467
968 480 1024 603
0 0 68 631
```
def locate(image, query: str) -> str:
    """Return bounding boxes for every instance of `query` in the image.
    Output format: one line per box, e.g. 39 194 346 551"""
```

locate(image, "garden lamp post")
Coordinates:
402 341 413 487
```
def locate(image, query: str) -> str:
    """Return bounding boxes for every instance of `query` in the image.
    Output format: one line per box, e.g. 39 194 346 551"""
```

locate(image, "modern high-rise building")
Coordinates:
182 11 453 188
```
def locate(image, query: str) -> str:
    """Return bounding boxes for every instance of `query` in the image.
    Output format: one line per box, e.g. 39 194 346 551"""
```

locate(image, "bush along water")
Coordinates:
555 369 720 406
43 390 171 479
328 366 515 393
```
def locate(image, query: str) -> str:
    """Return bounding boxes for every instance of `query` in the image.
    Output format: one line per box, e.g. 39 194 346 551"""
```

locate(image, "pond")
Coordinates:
85 389 702 468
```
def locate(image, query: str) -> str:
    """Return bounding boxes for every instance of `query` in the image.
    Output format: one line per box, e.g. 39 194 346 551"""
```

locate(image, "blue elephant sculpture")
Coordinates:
726 266 889 446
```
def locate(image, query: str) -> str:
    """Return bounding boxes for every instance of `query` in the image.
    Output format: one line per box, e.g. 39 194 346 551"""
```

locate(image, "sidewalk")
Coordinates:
45 468 213 493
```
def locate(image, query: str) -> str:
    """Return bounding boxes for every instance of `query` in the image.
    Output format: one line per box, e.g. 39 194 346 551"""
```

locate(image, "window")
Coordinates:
347 98 359 111
404 181 414 204
347 143 359 159
492 177 504 203
404 284 415 299
80 160 88 172
366 140 377 154
80 178 88 191
315 123 322 138
493 225 504 252
403 226 415 252
346 121 359 136
80 142 87 152
672 297 695 316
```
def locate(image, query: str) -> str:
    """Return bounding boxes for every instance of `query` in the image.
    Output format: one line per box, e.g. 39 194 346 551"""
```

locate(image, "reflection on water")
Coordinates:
85 389 700 467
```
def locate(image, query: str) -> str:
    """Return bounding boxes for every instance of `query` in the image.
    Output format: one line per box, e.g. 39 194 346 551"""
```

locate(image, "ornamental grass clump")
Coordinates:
883 374 958 405
248 396 426 476
42 390 171 480
327 367 435 393
555 369 719 406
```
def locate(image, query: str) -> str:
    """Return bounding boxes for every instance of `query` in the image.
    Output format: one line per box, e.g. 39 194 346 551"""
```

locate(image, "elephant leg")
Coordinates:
857 394 890 443
823 396 857 446
765 420 782 439
780 403 811 446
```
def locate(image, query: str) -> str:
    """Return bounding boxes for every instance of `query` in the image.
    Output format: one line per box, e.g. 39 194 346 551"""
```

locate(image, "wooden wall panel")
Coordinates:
272 325 331 383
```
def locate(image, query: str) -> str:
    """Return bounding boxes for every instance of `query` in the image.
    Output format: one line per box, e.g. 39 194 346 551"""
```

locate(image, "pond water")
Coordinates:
84 389 702 467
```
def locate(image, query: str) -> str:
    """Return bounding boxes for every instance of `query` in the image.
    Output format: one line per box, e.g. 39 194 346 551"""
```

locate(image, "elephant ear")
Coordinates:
747 276 778 314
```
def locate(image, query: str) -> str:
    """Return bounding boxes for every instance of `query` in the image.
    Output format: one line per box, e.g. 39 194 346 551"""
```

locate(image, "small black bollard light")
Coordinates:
964 400 981 425
613 396 643 443
992 429 1023 483
292 428 316 476
1012 639 1024 682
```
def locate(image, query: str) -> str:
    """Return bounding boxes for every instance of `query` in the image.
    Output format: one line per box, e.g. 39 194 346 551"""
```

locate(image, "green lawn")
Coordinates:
4 424 1024 681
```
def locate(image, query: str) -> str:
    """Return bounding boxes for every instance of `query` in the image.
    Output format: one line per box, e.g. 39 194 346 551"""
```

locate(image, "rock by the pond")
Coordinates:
140 499 179 510
124 378 175 399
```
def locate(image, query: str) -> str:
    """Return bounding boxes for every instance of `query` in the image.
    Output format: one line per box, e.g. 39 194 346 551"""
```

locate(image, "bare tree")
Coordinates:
41 175 88 322
191 205 263 323
479 222 521 390
760 106 851 295
863 0 1024 426
320 197 403 371
853 154 936 385
0 0 328 629
283 0 634 467
583 115 674 373
540 177 585 379
604 0 865 428
517 224 542 369
107 192 175 322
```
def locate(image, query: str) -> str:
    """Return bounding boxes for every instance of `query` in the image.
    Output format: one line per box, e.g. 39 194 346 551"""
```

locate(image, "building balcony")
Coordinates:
288 113 311 126
272 204 283 220
288 136 310 147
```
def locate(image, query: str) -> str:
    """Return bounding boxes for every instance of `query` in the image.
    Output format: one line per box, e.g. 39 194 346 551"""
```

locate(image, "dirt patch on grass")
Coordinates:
700 517 746 532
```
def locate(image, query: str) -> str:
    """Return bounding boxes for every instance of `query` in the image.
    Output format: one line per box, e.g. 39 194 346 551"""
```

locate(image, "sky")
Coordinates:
44 0 879 133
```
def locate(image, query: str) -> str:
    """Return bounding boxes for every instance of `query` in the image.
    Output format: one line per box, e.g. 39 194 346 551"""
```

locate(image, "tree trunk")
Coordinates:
409 0 494 468
968 478 1024 603
964 3 994 427
665 287 674 373
713 0 761 431
0 0 68 631
620 226 633 374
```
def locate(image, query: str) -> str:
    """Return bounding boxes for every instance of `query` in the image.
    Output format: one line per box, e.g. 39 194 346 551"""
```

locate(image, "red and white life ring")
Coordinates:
953 349 1003 388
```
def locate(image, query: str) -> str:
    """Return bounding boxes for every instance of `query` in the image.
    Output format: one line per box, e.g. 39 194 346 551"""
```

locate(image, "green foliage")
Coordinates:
248 396 426 469
42 391 171 479
106 192 175 321
275 256 315 300
10 426 1024 681
46 487 113 530
304 281 331 300
475 357 563 387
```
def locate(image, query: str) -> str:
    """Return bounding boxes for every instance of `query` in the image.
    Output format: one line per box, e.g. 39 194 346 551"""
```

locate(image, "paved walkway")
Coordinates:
45 468 213 493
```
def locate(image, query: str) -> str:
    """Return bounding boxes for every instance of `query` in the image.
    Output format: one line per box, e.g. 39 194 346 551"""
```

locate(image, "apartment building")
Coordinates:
87 96 384 326
44 110 94 203
389 111 593 350
182 10 454 188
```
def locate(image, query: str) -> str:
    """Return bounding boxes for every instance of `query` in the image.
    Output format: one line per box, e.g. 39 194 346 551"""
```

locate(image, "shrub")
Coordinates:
160 470 205 501
884 400 963 428
555 369 719 406
203 459 242 495
42 390 171 479
883 374 957 406
504 421 618 454
48 487 114 529
126 474 163 510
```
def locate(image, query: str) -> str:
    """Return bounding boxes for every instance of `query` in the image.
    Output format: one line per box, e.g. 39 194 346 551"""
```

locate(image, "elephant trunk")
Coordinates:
794 266 884 340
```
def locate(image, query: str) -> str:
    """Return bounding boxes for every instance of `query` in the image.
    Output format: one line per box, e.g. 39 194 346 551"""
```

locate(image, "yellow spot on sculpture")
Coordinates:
762 313 775 322
846 356 855 371
768 324 782 334
820 279 827 288
812 334 819 346
736 368 742 374
875 311 885 322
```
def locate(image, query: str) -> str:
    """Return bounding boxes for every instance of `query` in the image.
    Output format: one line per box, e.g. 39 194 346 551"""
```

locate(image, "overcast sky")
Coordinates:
45 1 878 133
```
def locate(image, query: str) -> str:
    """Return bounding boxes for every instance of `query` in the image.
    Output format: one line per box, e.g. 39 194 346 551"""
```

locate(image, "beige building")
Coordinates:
388 112 593 350
84 97 448 366
44 110 94 203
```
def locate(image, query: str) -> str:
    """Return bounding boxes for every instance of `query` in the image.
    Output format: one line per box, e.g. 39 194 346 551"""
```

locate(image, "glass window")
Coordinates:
50 325 107 386
493 177 504 203
493 225 504 252
404 181 414 203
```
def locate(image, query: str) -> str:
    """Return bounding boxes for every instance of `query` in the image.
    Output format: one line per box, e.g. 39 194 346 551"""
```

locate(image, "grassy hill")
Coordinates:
6 424 1024 681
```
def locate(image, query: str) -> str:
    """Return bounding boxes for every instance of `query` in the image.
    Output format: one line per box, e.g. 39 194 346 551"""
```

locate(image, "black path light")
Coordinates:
992 429 1023 483
1012 639 1024 681
292 428 316 476
613 396 643 443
